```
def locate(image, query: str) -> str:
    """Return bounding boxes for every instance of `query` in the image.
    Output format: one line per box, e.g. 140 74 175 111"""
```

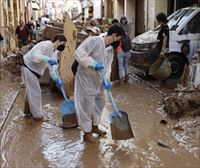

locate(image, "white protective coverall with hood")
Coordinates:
22 40 58 118
75 36 113 133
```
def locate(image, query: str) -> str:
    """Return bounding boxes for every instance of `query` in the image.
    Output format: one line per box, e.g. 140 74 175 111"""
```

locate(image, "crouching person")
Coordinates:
21 34 66 121
74 25 125 143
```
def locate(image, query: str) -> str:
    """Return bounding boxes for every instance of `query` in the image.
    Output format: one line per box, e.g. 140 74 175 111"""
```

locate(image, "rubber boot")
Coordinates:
84 132 99 143
124 74 129 83
33 117 49 122
92 126 107 137
24 100 32 117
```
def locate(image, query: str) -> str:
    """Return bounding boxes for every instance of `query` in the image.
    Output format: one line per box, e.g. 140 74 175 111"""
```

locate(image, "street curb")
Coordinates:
129 72 166 96
0 90 20 136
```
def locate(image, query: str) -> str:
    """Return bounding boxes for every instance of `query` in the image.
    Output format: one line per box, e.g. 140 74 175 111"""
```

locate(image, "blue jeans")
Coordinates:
117 50 131 78
18 40 28 49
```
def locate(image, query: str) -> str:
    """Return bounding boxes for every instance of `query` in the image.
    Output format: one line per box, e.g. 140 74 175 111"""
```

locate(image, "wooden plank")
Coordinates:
110 51 119 81
43 25 63 40
59 12 77 96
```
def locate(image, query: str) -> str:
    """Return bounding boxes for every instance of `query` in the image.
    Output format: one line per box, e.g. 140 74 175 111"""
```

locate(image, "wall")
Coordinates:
155 0 168 22
81 0 101 19
112 0 135 38
146 0 155 30
136 0 145 35
103 0 113 18
0 0 4 27
146 0 167 30
125 0 136 38
114 0 124 19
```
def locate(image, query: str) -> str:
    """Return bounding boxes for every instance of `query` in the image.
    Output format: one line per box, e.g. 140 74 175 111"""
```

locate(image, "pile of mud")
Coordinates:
0 44 34 79
163 85 200 119
0 52 23 75
0 50 24 83
0 68 21 83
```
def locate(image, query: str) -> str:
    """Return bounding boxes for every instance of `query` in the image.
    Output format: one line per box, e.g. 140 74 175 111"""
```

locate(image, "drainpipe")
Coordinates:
146 0 148 31
174 0 176 11
100 0 103 18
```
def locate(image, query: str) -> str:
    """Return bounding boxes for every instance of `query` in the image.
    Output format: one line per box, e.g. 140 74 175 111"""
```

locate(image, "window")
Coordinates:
168 9 195 30
187 12 200 34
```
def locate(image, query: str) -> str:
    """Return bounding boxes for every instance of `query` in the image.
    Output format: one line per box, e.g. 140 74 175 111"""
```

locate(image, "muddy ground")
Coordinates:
0 70 200 168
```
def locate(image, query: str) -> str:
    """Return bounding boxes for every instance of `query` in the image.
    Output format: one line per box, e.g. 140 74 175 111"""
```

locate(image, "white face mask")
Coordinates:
121 20 127 24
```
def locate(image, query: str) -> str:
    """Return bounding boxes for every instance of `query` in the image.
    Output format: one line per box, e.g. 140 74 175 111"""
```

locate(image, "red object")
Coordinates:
16 26 30 41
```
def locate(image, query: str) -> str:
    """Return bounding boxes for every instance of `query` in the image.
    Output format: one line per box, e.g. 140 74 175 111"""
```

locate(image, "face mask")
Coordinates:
121 20 127 24
57 44 65 51
111 40 120 48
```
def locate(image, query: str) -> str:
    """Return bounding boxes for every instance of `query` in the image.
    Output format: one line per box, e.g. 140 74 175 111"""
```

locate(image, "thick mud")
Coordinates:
0 77 199 168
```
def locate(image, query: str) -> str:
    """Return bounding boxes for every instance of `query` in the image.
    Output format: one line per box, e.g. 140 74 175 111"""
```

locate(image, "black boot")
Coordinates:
92 126 107 137
84 132 99 143
124 74 129 83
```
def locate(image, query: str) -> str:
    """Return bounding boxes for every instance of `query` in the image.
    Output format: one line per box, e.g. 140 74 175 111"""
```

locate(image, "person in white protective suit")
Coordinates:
74 25 125 143
21 34 66 120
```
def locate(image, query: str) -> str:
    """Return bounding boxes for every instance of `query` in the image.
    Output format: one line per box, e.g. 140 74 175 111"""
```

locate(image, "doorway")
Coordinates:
135 0 145 36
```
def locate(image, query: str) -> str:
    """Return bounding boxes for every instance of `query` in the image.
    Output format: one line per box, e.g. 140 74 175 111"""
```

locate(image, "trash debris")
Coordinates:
162 85 200 119
173 125 184 131
157 140 172 149
160 119 167 125
43 25 63 40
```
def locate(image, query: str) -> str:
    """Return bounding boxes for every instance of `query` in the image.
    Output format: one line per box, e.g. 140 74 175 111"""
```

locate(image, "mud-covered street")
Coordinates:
0 73 199 168
1 0 200 167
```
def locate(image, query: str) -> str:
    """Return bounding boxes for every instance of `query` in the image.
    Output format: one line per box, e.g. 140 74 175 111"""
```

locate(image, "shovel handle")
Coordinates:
102 76 122 118
55 70 69 102
60 85 69 101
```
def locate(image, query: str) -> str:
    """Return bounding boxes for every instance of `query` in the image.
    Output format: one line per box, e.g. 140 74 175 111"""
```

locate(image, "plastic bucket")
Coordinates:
149 57 172 80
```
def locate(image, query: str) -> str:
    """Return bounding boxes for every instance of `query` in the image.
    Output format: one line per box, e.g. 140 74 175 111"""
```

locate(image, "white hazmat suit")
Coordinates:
21 40 58 118
75 36 113 133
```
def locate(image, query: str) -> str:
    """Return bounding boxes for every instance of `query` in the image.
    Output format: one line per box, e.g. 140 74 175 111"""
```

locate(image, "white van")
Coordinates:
131 6 200 79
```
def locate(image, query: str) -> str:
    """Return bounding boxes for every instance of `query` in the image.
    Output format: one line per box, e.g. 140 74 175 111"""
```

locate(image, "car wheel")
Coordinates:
168 54 186 79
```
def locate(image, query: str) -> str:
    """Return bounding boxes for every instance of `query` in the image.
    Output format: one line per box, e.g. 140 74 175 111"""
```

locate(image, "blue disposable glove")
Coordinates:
48 59 57 66
103 79 112 91
54 78 64 88
95 63 104 71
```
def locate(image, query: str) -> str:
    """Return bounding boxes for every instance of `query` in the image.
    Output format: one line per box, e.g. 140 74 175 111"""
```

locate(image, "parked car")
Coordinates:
130 6 200 79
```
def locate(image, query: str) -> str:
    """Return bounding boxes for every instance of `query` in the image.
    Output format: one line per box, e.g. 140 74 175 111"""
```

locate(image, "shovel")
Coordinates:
55 70 78 129
103 75 134 140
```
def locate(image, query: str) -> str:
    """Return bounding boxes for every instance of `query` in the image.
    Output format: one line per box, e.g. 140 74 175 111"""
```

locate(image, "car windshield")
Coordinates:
154 8 195 31
168 8 195 30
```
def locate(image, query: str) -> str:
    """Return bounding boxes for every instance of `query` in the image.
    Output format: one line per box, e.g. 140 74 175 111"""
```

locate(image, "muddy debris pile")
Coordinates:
74 19 109 46
0 44 35 77
0 52 22 75
43 18 109 47
0 44 34 82
162 85 200 119
0 63 21 83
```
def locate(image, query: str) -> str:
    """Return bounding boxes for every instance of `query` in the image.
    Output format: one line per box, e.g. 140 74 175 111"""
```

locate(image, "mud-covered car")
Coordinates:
130 6 200 79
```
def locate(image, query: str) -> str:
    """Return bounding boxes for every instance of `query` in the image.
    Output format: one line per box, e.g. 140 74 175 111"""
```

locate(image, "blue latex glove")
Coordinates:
54 78 64 88
103 79 112 91
95 63 104 71
48 59 57 66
